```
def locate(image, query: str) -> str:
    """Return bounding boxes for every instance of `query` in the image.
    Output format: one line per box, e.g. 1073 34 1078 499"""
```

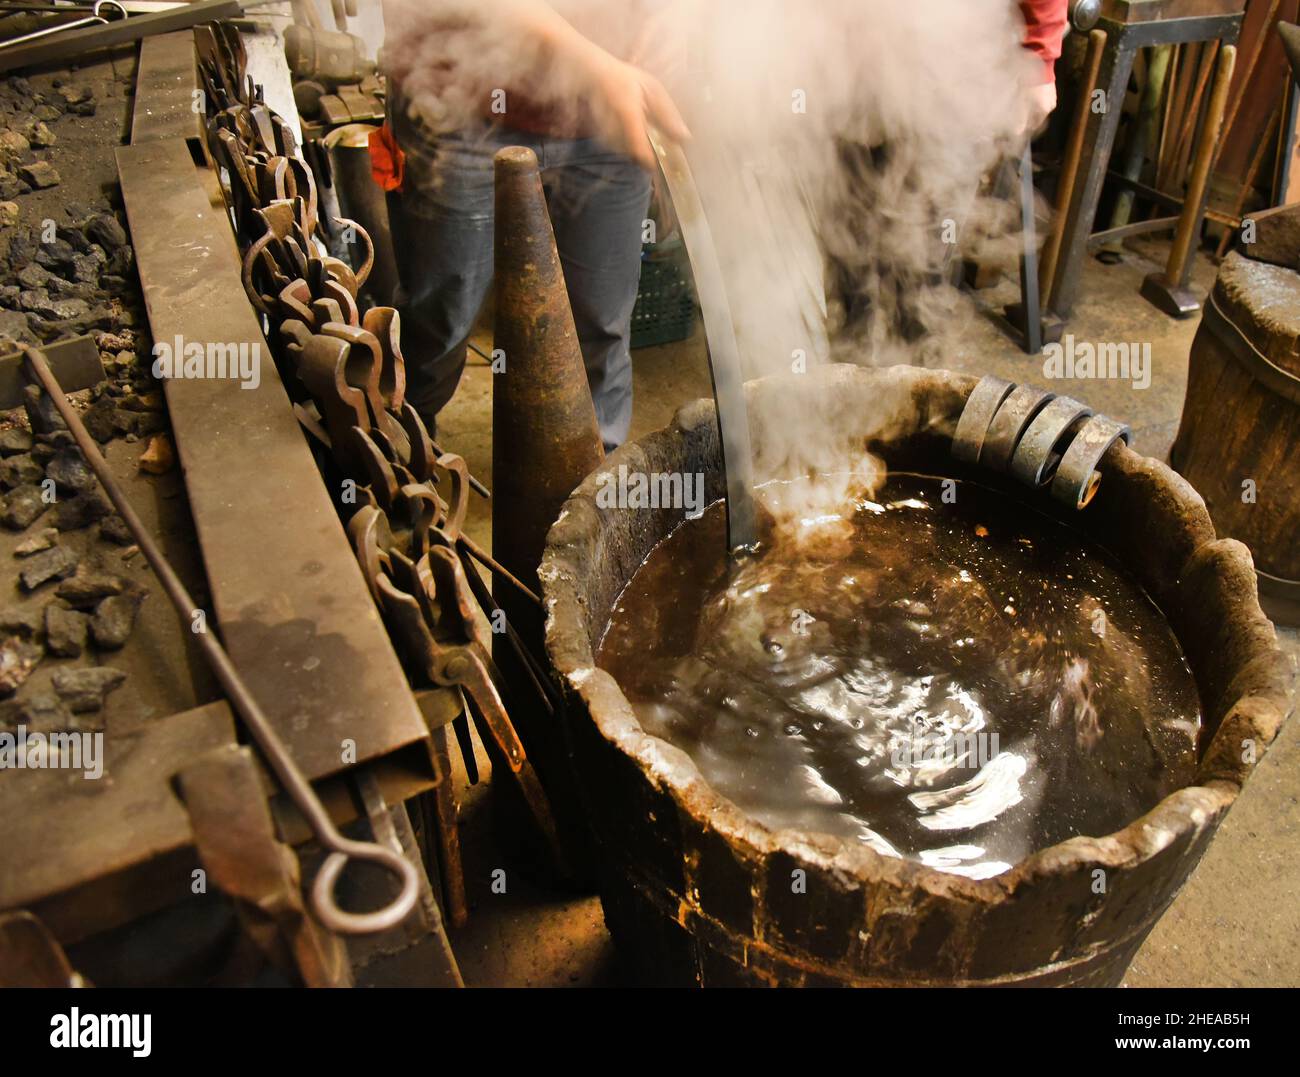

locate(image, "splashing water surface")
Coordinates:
597 474 1201 879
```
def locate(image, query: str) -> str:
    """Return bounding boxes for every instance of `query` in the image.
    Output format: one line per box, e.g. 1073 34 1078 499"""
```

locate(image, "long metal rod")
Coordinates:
457 545 557 715
21 343 418 937
458 533 542 608
0 0 241 74
1017 141 1042 355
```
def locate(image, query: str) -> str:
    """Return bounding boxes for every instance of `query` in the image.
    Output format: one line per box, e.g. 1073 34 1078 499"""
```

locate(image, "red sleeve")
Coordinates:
1019 0 1070 83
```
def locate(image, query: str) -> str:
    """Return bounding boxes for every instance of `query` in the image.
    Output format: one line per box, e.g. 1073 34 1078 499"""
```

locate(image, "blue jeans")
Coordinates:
387 108 651 450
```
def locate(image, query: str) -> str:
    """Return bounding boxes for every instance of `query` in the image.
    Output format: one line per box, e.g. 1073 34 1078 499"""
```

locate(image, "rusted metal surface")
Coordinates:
491 146 605 603
22 341 419 936
951 374 1013 465
189 45 562 927
353 770 463 986
177 745 353 985
116 136 433 787
1052 415 1132 510
490 145 606 873
541 363 1292 986
130 30 206 149
1009 395 1093 487
0 0 242 74
0 701 236 945
0 912 88 987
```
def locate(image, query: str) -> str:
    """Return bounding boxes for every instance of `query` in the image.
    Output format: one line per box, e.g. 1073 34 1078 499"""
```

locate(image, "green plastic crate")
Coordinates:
630 244 697 350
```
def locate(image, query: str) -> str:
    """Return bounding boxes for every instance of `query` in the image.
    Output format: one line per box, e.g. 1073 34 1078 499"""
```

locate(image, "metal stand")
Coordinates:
1048 2 1244 322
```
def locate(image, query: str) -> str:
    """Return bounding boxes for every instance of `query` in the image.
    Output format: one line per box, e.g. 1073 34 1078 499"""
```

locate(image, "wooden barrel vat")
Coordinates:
540 364 1292 987
1171 249 1300 620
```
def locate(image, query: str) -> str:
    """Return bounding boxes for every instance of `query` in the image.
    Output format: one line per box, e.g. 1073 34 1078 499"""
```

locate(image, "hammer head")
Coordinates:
0 335 104 411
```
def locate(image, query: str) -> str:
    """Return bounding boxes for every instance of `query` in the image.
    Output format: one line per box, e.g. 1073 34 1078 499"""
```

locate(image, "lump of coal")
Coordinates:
9 692 79 734
0 309 35 345
15 263 49 289
45 447 95 494
15 527 56 555
90 591 143 650
0 428 35 456
19 544 78 589
0 605 44 639
18 160 60 189
0 452 43 489
20 290 89 321
1 484 50 530
23 384 67 435
51 666 125 713
81 396 131 442
44 603 88 658
55 572 125 609
85 214 126 251
52 490 112 530
34 237 76 271
0 638 42 698
97 514 133 546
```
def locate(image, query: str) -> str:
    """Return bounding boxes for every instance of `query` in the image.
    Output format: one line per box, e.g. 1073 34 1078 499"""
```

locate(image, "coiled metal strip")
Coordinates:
1010 396 1093 487
980 384 1055 472
1050 414 1131 509
952 374 1014 464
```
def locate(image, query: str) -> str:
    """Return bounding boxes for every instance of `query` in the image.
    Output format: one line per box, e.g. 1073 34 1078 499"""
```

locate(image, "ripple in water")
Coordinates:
596 473 1201 879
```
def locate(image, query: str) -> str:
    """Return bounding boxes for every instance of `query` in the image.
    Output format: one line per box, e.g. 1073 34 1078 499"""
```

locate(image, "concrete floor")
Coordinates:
435 236 1299 988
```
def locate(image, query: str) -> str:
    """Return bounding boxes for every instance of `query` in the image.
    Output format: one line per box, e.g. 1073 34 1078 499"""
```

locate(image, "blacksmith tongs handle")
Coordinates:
22 344 418 936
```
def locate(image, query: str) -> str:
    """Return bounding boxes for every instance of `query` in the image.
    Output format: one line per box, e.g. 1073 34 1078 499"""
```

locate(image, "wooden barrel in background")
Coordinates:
1171 247 1300 623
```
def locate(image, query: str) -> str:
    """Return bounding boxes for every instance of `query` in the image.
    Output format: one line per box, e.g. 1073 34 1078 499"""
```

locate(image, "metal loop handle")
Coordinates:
312 838 421 936
21 344 418 938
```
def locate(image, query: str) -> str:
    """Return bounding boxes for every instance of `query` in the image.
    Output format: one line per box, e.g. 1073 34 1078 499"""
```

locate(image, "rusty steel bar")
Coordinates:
21 343 418 938
0 0 242 73
458 533 542 609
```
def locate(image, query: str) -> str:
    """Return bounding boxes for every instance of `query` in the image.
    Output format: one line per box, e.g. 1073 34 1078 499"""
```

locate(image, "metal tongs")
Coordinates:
0 0 127 50
649 130 757 552
22 344 419 936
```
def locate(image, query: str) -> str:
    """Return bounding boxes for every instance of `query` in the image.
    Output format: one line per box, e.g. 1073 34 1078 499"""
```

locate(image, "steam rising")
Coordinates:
384 0 1042 518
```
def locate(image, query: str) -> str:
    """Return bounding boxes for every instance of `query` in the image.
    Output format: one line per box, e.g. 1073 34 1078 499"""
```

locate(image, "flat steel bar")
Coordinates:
115 136 431 787
650 131 757 552
130 30 205 147
0 701 238 945
24 341 419 935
